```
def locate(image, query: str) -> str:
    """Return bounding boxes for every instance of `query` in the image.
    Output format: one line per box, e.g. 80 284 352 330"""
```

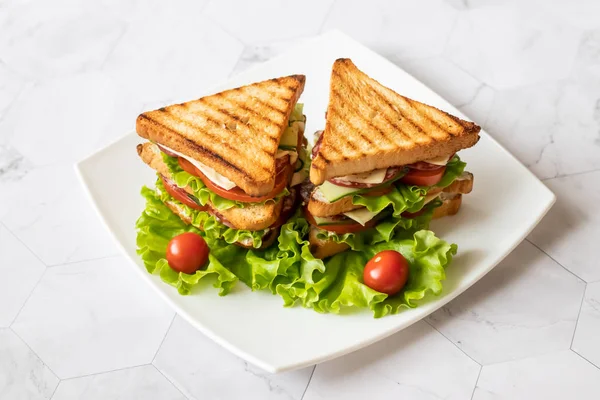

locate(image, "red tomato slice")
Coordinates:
160 176 208 211
363 250 409 295
304 208 376 234
166 232 209 274
178 157 292 203
400 166 446 186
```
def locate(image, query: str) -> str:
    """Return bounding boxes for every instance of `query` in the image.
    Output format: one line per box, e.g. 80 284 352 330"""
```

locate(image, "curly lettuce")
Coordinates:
152 178 269 248
137 184 304 294
276 216 456 317
315 200 440 251
136 178 457 316
434 155 466 189
350 155 466 217
136 186 239 295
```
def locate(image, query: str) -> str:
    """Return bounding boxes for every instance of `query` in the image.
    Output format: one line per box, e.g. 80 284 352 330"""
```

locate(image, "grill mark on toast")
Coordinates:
252 96 287 118
328 104 373 155
238 84 288 118
366 83 435 144
216 107 245 124
404 98 454 138
333 71 411 145
202 115 273 172
162 107 243 156
261 83 296 102
329 87 389 152
218 92 284 133
326 106 385 159
140 114 251 178
188 96 279 174
222 97 281 161
157 109 250 170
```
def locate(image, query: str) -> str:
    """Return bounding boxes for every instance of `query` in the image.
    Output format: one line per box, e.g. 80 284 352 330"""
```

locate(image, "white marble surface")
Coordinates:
1 0 599 398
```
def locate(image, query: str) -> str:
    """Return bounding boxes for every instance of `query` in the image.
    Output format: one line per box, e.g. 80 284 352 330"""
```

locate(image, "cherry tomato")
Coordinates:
160 176 208 211
166 232 209 274
178 157 292 203
400 166 446 186
363 250 409 295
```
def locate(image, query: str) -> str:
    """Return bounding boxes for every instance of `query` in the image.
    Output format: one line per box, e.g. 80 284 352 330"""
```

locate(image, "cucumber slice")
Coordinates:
314 216 356 226
289 103 304 122
279 119 304 149
318 181 363 202
317 171 408 202
294 158 304 172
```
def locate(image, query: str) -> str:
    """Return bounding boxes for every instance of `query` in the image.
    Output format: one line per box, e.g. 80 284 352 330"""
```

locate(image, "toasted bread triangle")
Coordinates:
310 59 480 185
137 75 305 196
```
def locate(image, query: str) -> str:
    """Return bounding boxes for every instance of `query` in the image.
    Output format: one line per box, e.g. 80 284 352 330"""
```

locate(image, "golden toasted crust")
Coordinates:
218 200 282 231
164 199 277 249
137 142 282 231
307 192 362 217
308 226 349 259
310 59 480 185
137 75 305 196
432 193 462 219
308 171 474 217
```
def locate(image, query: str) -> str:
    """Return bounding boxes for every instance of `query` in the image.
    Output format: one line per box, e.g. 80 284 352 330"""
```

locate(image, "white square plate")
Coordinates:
77 30 555 373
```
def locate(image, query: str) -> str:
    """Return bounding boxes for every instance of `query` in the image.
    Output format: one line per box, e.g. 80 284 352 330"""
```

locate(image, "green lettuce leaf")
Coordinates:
289 103 304 123
137 176 458 317
350 155 466 217
136 186 239 295
315 203 436 251
352 185 427 217
276 223 457 317
153 177 269 248
162 154 289 211
435 155 466 189
138 181 303 293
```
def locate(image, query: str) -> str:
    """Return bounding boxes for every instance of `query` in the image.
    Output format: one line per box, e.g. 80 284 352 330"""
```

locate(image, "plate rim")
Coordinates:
75 29 557 373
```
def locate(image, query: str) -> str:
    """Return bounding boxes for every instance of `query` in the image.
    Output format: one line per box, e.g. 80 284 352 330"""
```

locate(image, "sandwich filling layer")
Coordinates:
152 177 297 248
304 149 467 240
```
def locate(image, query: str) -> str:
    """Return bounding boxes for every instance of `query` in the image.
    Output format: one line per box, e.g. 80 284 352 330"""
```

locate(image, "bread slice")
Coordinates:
137 74 305 196
310 59 480 185
307 188 363 217
137 142 282 231
432 193 462 219
308 226 350 259
164 199 278 249
307 171 474 217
